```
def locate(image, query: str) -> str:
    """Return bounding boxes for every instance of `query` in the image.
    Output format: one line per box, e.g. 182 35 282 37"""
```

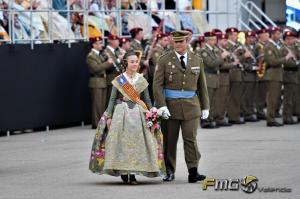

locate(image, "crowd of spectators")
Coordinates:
0 0 208 44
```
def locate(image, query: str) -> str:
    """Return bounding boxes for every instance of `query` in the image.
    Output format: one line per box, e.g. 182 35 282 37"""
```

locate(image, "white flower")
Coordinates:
146 121 153 128
150 107 158 112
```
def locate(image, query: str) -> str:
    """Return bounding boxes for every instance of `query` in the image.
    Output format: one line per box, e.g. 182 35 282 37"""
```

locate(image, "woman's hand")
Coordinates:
106 118 112 129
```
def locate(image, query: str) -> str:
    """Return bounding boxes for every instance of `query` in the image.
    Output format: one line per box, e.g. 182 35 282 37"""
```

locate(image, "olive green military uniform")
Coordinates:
226 41 243 122
214 46 234 125
264 40 285 123
149 44 166 102
241 44 257 120
198 44 223 125
103 47 123 106
294 41 300 121
153 50 209 174
255 41 268 119
281 45 299 123
130 39 148 77
86 50 112 128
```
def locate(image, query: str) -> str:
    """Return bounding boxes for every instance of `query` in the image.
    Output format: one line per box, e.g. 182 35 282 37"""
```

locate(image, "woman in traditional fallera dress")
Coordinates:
89 50 166 185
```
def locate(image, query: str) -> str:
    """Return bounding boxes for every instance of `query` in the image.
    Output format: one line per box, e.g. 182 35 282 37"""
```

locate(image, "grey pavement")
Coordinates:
0 121 299 199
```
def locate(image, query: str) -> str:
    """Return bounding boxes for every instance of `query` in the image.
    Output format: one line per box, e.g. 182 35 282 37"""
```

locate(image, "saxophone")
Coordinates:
256 43 266 78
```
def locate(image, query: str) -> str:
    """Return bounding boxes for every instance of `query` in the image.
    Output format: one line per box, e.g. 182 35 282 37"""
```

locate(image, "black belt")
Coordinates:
90 74 105 78
284 68 299 72
220 69 230 73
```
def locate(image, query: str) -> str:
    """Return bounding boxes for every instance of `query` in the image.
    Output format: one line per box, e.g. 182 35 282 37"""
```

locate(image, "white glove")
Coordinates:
201 109 209 119
159 106 171 119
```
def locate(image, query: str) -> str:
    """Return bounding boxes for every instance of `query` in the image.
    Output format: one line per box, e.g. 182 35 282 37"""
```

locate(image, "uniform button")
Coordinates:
183 82 186 85
183 74 186 77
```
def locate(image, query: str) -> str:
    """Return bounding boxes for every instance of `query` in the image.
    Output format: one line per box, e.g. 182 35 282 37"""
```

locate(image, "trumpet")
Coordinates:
104 50 121 73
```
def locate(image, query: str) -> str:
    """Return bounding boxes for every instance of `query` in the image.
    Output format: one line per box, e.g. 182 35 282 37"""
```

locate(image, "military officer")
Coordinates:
119 37 131 55
130 27 149 77
214 33 235 127
153 30 209 183
281 30 299 124
225 27 246 124
241 31 259 122
86 36 114 129
198 31 223 128
148 33 169 103
104 33 123 105
255 28 270 120
264 27 293 127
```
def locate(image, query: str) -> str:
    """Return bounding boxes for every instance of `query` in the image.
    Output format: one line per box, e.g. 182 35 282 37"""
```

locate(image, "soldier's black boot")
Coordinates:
188 168 206 183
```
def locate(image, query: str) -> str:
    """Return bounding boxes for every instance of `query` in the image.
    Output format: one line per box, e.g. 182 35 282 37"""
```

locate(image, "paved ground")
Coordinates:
0 121 299 199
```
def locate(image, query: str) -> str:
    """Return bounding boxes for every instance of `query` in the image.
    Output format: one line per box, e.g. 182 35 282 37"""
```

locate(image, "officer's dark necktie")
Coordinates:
180 55 186 69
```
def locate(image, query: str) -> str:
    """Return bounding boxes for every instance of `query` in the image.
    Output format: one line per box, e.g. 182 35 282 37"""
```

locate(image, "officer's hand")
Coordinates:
201 109 209 119
107 57 114 65
159 106 171 119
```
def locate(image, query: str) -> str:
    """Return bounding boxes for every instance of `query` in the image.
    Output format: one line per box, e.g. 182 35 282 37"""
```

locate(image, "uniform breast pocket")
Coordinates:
190 70 200 83
165 70 177 83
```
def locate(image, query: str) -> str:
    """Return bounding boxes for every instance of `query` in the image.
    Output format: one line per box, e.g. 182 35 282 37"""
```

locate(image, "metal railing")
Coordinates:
238 0 277 31
0 0 238 48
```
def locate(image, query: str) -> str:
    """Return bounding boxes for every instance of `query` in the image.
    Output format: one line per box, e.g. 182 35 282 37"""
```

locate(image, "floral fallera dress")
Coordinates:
89 73 166 177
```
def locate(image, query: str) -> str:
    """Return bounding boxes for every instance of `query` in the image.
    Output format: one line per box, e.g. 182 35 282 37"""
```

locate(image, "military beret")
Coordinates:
204 31 217 40
119 37 130 44
198 36 204 42
108 34 119 40
246 31 257 38
212 28 222 34
157 33 168 40
269 26 281 33
283 30 296 38
256 28 268 35
225 27 239 33
216 33 227 40
89 36 102 44
171 30 189 41
130 27 143 35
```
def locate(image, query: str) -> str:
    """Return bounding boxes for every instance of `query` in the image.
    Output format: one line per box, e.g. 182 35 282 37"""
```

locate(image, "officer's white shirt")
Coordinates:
174 51 188 65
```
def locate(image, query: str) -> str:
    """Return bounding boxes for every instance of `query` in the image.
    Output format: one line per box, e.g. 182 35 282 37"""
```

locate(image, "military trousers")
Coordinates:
162 118 201 174
90 88 107 127
215 85 230 124
228 81 241 121
256 81 267 117
241 81 256 117
266 81 282 123
207 87 218 122
296 72 300 117
283 83 297 122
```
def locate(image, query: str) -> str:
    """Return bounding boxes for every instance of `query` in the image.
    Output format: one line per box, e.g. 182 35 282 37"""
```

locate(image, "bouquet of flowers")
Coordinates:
145 107 163 133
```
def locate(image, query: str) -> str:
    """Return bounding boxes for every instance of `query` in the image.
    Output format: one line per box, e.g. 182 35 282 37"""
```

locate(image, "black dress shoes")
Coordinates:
267 121 283 127
229 120 245 125
257 115 266 120
216 122 232 127
283 120 298 125
201 122 219 129
163 173 175 182
188 173 206 183
244 117 259 122
188 167 206 183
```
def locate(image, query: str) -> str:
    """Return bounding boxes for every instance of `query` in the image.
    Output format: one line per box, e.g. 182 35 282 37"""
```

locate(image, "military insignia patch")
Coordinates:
172 65 175 68
168 62 172 65
268 50 272 55
202 52 208 57
155 52 159 57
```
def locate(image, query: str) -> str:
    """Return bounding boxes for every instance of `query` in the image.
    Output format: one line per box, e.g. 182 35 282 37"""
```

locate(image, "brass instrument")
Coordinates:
104 50 121 73
135 50 143 65
256 43 266 78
